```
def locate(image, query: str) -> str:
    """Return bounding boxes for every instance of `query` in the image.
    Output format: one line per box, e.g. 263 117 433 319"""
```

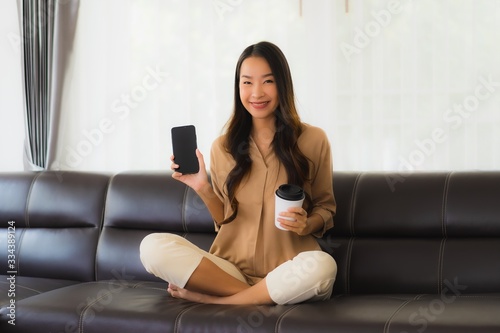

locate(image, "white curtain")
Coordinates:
0 1 24 171
3 0 500 172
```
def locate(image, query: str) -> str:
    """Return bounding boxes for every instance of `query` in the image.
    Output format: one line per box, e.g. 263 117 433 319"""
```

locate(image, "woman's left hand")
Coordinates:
278 207 309 236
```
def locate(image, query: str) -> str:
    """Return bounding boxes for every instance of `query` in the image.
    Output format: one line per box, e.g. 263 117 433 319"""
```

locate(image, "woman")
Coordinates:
140 41 337 305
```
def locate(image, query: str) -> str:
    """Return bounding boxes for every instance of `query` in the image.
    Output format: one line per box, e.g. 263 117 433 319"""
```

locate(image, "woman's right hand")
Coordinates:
171 149 210 193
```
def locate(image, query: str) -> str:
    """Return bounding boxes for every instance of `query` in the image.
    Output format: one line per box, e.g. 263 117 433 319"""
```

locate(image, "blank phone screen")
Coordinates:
171 125 199 174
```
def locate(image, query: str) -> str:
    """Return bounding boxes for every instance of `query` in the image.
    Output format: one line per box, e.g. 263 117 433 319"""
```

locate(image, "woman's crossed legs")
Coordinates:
140 233 336 305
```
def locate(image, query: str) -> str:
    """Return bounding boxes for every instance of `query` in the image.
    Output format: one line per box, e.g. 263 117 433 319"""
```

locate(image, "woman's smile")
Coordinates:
250 101 270 109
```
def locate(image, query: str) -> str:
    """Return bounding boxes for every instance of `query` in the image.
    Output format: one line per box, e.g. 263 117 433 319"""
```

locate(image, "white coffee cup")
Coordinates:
275 184 305 230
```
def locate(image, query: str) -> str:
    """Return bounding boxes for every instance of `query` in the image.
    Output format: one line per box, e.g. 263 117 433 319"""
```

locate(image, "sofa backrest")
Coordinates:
325 171 500 296
96 172 215 283
0 171 109 281
2 170 500 296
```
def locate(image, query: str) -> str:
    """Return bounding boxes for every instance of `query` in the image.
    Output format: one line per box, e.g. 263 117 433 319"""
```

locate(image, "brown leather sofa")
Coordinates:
1 170 500 333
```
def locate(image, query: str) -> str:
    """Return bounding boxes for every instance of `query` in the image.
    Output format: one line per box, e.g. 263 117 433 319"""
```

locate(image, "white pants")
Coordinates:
140 233 337 305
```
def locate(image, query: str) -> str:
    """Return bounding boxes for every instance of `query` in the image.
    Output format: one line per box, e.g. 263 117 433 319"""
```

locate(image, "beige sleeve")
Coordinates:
306 127 336 238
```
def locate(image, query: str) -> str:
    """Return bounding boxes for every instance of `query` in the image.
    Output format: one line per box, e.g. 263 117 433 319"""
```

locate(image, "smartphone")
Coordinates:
171 125 199 174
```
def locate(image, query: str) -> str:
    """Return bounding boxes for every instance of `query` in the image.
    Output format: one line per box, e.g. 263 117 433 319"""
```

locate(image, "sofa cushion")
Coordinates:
0 171 109 282
96 172 215 282
444 172 500 236
0 276 78 306
277 294 500 333
351 172 448 237
322 171 500 297
0 280 199 333
0 172 37 225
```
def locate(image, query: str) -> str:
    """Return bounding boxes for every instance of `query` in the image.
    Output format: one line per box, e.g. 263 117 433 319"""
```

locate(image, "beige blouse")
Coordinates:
209 123 336 285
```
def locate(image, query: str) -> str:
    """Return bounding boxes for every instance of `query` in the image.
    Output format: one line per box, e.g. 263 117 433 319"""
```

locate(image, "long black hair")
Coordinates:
221 41 310 224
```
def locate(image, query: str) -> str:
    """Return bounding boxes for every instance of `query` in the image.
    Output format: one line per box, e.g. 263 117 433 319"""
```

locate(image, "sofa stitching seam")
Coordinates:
442 172 452 238
274 304 300 333
438 238 446 294
455 295 500 299
350 173 362 237
383 294 422 333
439 172 452 293
16 229 27 276
17 172 40 275
346 237 355 295
24 172 40 229
181 186 189 233
95 174 113 281
0 281 44 294
173 303 205 333
346 173 361 294
78 289 115 333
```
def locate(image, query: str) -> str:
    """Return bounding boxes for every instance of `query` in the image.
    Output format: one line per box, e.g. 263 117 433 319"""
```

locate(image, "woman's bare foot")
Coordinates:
166 279 274 305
